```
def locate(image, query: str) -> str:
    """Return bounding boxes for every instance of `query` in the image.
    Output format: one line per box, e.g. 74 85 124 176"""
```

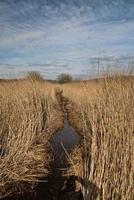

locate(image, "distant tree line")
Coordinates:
26 71 73 83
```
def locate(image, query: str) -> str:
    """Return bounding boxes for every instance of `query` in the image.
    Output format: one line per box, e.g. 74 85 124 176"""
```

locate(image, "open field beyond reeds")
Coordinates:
0 75 134 200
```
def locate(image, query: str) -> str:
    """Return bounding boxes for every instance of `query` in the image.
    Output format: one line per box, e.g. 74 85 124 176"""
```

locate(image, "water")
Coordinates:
45 114 81 199
52 116 80 152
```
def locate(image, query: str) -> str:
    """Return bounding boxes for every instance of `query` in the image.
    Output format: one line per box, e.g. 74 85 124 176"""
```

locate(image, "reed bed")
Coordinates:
0 79 62 199
63 75 134 200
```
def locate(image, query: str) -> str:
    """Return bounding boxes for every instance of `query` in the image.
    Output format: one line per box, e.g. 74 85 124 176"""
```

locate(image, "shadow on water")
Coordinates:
42 114 82 199
3 113 100 200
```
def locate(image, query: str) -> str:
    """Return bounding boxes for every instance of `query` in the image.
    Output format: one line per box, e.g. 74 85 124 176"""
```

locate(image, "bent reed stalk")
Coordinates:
0 79 61 198
63 75 134 200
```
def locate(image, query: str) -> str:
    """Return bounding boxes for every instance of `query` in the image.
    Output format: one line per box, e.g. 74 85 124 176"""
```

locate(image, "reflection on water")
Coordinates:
52 116 80 152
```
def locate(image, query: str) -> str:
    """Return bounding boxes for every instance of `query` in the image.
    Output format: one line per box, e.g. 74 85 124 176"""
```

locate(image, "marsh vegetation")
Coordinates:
0 74 133 200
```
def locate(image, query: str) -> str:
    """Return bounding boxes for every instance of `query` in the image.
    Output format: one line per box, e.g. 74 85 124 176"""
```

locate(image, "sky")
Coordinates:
0 0 134 79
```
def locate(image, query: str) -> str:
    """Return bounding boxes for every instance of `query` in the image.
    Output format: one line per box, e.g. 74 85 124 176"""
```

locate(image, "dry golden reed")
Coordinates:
63 75 134 200
0 79 61 198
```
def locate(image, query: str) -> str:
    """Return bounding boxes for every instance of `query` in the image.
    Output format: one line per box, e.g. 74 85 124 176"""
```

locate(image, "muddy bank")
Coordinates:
55 90 82 135
57 93 84 138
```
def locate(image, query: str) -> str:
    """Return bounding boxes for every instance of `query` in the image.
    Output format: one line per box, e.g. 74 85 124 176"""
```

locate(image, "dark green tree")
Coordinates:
57 73 73 83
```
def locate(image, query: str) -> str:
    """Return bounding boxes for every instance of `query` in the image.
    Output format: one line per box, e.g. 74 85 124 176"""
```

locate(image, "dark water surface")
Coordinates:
52 115 80 152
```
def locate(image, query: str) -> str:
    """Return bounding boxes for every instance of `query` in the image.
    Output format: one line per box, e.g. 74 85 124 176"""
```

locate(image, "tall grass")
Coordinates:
0 75 133 199
0 79 61 198
63 75 134 200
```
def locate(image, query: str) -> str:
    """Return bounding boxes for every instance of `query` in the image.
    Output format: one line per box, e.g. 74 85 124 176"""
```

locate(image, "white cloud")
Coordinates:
0 0 134 78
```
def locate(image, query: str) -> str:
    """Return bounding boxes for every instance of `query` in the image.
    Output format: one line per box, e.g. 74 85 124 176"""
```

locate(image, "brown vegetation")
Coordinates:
0 74 133 200
0 79 63 199
62 75 134 200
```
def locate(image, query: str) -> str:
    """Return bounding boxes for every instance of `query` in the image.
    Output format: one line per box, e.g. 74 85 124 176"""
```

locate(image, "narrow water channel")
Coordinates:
4 113 82 200
52 113 80 155
42 113 81 199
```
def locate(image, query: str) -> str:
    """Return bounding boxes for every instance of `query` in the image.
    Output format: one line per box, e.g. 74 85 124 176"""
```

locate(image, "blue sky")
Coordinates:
0 0 134 79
